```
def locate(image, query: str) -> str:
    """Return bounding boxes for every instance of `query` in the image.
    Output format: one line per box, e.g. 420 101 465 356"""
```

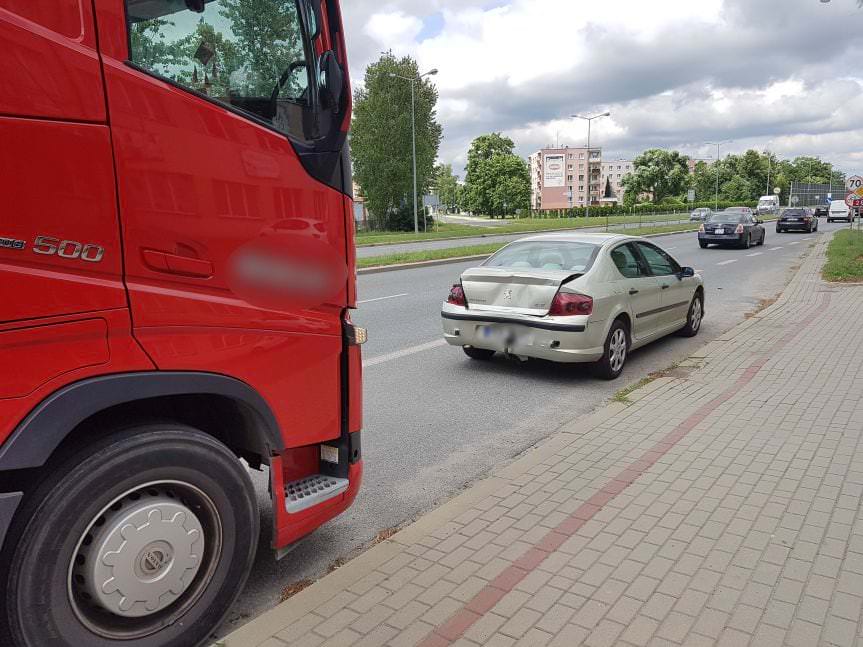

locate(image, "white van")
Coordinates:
757 195 780 215
828 200 851 222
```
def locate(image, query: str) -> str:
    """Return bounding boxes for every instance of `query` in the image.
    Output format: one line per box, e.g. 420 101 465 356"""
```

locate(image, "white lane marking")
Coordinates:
802 237 813 241
747 252 764 257
363 339 448 368
716 259 738 266
358 293 409 305
769 246 783 251
788 241 800 246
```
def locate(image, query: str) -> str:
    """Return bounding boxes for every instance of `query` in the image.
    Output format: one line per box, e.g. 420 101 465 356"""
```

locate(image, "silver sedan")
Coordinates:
441 233 705 379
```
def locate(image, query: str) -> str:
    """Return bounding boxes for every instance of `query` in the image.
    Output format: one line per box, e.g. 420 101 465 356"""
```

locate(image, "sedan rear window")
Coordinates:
485 241 600 273
707 214 744 224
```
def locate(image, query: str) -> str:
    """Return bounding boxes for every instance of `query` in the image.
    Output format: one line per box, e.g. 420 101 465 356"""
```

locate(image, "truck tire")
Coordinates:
1 424 258 647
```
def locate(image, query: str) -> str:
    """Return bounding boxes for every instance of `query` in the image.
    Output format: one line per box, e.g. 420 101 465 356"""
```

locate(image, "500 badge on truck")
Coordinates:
32 235 105 262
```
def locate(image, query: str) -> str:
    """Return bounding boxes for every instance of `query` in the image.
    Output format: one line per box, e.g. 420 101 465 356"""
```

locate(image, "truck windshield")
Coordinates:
126 0 313 140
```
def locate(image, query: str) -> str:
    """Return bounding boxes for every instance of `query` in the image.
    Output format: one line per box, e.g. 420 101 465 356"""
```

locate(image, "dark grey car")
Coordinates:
777 207 818 233
698 210 766 249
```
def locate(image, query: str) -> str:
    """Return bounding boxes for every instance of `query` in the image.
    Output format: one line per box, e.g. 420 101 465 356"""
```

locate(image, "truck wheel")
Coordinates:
1 424 258 647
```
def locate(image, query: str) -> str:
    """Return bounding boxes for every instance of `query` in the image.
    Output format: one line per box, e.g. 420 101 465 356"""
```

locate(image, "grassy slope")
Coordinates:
823 229 863 282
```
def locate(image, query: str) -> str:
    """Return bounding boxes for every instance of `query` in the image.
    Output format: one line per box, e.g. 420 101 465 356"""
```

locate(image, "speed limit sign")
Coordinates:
847 175 863 193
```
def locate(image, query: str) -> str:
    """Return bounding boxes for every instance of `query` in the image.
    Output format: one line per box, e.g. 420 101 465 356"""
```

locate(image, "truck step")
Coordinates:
285 474 349 513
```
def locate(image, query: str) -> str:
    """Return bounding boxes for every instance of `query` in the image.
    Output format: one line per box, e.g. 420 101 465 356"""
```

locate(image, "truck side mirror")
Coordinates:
319 51 344 110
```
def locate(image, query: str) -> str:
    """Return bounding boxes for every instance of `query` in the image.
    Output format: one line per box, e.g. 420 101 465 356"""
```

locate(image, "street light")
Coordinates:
705 140 732 211
389 68 439 234
572 112 611 218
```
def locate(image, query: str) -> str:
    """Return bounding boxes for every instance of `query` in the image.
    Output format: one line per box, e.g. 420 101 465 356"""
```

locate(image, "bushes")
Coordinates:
527 200 757 219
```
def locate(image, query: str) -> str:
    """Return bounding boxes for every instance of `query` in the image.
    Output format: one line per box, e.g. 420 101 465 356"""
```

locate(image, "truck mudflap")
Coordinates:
270 436 363 553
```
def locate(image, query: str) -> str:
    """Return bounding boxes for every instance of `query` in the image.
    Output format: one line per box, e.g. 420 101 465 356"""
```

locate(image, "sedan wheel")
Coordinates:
593 321 628 380
677 294 704 338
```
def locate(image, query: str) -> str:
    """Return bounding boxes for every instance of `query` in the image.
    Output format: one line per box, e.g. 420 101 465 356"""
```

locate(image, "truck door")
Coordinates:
0 0 125 325
93 0 353 448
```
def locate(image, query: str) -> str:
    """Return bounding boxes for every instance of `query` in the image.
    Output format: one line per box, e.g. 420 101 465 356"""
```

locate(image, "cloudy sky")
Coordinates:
341 0 863 177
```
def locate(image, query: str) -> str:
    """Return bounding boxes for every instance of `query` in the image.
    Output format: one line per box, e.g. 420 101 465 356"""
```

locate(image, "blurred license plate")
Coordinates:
714 228 725 234
479 325 532 345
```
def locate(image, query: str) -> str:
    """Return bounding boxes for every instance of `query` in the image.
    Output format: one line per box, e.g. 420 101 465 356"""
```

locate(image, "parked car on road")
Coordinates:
698 209 765 248
828 201 852 222
690 207 712 222
777 207 818 233
441 233 704 380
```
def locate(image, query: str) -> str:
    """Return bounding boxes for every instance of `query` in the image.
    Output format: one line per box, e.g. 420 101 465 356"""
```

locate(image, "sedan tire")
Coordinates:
592 320 628 380
676 293 704 338
699 241 708 249
463 346 495 360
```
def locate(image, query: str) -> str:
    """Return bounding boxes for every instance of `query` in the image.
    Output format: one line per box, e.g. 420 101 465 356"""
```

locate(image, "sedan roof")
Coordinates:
515 232 636 246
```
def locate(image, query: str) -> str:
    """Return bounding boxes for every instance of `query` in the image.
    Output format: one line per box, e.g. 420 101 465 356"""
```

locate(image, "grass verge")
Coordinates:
356 213 695 246
823 229 863 282
358 223 702 269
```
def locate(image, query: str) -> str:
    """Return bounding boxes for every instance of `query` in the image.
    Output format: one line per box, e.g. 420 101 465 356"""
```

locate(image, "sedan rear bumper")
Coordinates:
698 233 745 244
441 309 604 363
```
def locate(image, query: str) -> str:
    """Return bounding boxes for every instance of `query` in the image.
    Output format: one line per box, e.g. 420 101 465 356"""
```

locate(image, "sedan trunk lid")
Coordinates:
461 267 583 316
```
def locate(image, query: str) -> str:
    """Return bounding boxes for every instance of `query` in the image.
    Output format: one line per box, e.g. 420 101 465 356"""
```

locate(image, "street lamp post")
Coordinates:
705 140 732 211
765 150 772 196
572 112 611 219
389 68 439 234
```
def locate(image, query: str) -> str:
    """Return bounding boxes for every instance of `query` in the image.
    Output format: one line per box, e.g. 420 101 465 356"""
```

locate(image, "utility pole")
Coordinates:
705 140 732 211
389 68 439 234
572 112 611 218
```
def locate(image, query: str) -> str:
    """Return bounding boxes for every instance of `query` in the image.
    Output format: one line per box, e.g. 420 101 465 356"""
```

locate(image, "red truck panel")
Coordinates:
0 0 105 122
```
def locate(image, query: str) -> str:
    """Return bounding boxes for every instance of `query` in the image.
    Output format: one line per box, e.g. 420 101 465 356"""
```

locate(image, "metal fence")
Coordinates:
787 181 847 208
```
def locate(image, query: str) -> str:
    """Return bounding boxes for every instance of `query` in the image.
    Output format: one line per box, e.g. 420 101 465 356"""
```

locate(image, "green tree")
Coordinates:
621 149 690 204
463 134 529 217
434 164 462 213
351 53 443 230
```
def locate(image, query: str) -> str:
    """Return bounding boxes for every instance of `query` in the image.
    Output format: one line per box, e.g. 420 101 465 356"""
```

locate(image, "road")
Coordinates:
218 221 843 637
357 215 699 259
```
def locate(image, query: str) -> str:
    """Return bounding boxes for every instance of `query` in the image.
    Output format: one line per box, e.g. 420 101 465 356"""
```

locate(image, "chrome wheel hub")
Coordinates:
69 481 222 640
84 498 204 617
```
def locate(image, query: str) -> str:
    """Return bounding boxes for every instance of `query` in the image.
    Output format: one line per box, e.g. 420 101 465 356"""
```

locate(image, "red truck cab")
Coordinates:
0 1 363 645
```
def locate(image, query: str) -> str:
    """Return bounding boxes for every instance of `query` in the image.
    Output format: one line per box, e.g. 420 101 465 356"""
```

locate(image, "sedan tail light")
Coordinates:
735 224 745 234
549 291 593 316
447 283 467 306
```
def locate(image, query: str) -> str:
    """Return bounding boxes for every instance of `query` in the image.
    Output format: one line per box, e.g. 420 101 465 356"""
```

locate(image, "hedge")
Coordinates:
526 201 759 219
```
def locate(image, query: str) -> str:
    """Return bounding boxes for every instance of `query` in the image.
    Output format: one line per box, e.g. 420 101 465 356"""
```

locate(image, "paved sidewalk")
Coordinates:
220 233 863 647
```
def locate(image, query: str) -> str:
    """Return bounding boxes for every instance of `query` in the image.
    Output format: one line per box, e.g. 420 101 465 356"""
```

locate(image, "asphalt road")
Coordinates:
357 215 698 259
218 220 845 637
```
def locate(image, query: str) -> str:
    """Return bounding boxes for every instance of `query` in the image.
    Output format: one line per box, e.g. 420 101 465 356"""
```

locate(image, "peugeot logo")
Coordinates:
503 289 513 301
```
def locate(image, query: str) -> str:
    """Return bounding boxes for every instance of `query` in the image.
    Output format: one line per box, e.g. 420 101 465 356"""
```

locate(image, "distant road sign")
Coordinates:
846 193 863 208
687 189 696 203
773 187 781 195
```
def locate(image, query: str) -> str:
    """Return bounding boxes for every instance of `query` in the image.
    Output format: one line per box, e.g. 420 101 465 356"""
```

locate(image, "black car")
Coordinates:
814 205 828 218
698 210 766 249
777 207 818 233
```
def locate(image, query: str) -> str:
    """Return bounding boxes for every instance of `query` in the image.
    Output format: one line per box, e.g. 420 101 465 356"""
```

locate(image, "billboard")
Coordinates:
543 154 565 188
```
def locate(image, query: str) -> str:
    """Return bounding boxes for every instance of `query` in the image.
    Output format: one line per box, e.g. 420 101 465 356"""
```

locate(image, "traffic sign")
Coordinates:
847 175 863 193
846 193 863 208
773 187 781 195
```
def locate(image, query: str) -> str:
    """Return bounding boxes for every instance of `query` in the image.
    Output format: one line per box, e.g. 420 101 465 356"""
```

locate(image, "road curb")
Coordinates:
356 227 701 275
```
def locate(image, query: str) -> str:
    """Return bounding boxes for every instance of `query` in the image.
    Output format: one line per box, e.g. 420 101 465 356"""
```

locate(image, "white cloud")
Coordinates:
343 0 863 176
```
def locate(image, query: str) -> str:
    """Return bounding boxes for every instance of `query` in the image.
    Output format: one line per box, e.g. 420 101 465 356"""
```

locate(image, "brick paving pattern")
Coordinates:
221 233 863 647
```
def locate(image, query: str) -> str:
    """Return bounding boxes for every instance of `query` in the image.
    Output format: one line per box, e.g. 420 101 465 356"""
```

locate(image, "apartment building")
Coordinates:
529 146 602 210
599 159 634 203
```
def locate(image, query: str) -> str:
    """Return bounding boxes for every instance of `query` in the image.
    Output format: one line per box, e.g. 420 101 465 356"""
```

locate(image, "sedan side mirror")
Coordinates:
679 267 695 279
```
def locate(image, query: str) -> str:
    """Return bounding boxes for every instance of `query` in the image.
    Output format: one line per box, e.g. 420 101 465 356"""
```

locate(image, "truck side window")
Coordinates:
125 0 313 142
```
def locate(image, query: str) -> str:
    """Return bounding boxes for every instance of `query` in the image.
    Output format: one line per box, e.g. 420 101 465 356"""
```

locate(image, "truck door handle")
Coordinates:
661 284 670 290
628 289 639 295
142 250 214 278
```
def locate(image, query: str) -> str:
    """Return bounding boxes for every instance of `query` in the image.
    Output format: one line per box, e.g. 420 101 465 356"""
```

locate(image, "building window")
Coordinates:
579 153 585 160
